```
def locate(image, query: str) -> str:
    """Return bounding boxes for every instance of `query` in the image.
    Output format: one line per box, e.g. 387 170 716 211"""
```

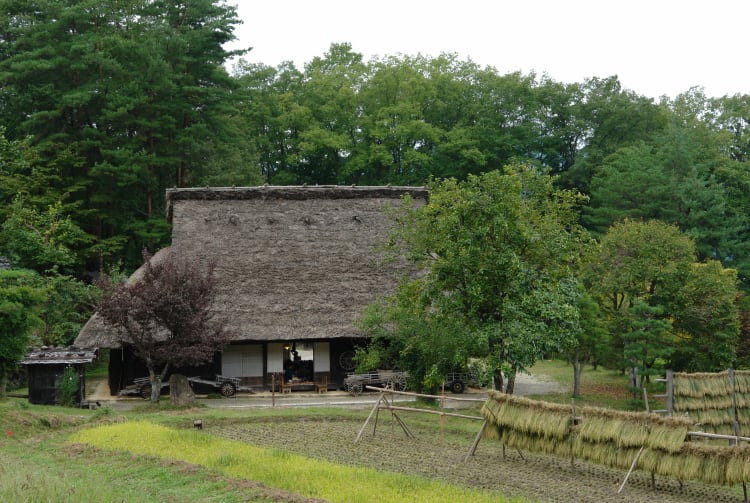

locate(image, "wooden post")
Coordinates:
731 368 740 443
440 389 445 446
355 392 385 443
618 446 644 494
665 369 673 417
271 374 276 408
465 420 487 462
570 399 576 468
730 368 748 503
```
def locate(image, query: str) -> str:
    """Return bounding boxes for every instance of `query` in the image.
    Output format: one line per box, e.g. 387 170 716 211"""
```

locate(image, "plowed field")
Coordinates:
211 415 744 503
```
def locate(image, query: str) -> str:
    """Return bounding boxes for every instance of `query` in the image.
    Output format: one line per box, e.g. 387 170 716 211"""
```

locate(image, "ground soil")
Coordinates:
87 374 745 501
210 416 745 503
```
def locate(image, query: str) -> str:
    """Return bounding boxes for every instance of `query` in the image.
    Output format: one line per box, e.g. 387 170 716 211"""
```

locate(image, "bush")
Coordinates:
57 367 78 407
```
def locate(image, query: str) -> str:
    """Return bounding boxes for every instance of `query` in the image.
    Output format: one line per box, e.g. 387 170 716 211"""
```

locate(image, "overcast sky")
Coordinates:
225 0 748 100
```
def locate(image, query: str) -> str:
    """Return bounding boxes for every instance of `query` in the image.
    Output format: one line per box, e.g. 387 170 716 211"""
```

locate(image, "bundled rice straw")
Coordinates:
480 389 750 486
647 424 688 453
482 391 571 439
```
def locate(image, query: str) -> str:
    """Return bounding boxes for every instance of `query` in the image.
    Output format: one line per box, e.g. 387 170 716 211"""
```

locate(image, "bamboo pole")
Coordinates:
385 405 483 421
666 369 674 417
464 420 487 461
355 392 385 443
687 431 750 443
730 369 748 503
363 385 486 402
570 399 576 468
440 389 445 447
618 446 645 494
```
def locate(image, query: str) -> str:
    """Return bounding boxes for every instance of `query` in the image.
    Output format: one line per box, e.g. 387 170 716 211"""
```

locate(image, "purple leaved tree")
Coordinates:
97 250 231 403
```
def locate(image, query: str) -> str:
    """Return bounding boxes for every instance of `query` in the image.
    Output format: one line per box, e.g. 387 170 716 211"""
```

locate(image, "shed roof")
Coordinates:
20 347 98 365
75 185 427 348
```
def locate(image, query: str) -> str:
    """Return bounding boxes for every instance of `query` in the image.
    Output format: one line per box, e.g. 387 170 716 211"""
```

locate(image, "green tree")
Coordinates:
0 269 44 398
621 301 673 387
0 197 91 275
0 0 246 272
588 219 739 374
587 220 694 369
669 261 740 371
360 165 590 393
33 273 99 347
565 286 610 397
561 76 669 192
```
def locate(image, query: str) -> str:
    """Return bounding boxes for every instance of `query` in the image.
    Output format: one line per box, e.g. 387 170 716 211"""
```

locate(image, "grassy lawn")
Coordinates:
528 359 649 410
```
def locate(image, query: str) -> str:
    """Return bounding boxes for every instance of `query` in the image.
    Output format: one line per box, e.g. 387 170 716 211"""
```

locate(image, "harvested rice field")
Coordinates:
210 414 745 503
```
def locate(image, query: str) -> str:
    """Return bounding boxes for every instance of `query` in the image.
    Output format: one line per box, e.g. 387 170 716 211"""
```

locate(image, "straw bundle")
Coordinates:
570 437 641 470
480 390 750 486
481 391 571 439
499 430 571 457
673 394 734 412
640 447 703 481
577 415 647 447
689 408 735 428
480 423 503 442
646 424 688 453
737 408 750 427
674 371 733 398
725 444 750 484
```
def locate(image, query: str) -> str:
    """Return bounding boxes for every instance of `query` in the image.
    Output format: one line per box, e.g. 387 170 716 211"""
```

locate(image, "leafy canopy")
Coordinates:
360 165 591 392
0 269 45 397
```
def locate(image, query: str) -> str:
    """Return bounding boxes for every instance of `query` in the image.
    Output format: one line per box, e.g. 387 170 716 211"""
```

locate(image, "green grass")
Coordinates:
0 400 282 502
528 359 644 410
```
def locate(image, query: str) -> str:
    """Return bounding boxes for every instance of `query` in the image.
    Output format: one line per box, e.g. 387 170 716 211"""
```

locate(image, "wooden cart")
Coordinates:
120 375 241 399
343 370 408 395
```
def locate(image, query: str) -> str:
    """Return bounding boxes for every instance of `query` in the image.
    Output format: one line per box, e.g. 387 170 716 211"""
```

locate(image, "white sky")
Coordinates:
225 0 748 100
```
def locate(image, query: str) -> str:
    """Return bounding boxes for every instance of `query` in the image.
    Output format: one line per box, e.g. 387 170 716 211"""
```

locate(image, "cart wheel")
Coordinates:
338 350 356 371
391 374 407 391
345 382 363 395
450 379 465 394
139 383 152 400
219 381 236 397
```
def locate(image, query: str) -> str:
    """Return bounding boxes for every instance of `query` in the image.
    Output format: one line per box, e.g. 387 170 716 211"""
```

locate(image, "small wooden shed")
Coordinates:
19 347 98 405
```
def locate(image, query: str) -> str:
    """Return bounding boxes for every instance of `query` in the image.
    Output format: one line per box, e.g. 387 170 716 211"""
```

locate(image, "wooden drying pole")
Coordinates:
354 386 486 454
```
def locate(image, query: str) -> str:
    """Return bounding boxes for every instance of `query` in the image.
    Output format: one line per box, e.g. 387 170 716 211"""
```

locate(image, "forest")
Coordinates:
0 1 748 383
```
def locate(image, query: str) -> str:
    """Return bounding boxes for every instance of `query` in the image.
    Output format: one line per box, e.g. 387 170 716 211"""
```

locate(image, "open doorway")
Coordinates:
283 342 314 382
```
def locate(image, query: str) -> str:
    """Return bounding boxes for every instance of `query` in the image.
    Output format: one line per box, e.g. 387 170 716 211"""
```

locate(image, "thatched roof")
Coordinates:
76 185 427 348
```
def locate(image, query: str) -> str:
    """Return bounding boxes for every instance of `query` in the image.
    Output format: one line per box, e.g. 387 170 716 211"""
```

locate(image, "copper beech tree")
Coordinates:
97 250 231 402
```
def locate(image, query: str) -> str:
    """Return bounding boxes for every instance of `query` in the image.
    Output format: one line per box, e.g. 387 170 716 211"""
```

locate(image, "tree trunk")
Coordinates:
505 366 517 395
493 368 504 392
148 364 170 403
572 349 583 398
148 368 160 403
0 373 7 399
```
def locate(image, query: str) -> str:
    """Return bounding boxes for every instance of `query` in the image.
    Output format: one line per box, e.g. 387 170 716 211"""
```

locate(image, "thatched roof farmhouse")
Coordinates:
75 186 427 393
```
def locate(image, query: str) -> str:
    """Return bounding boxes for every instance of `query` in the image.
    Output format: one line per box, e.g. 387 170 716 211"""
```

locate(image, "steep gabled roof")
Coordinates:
75 185 427 348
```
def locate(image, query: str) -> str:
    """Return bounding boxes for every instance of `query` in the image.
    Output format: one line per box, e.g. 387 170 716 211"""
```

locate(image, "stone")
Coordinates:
169 373 195 406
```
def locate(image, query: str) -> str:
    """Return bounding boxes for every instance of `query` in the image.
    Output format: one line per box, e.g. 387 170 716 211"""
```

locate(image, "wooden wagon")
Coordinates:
343 370 408 395
120 375 241 398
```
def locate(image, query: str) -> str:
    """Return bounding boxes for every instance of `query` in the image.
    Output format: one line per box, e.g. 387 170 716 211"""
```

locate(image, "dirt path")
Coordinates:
85 371 567 410
513 371 568 396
